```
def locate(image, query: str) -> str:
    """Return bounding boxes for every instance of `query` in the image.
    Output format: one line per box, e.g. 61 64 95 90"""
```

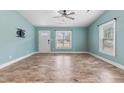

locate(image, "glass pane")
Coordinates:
99 20 115 56
64 32 71 44
41 32 49 36
103 39 114 54
64 43 71 48
57 43 63 48
57 33 63 39
56 31 71 48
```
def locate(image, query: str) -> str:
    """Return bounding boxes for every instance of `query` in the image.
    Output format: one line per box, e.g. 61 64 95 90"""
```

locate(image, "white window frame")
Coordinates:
99 19 116 56
55 31 72 49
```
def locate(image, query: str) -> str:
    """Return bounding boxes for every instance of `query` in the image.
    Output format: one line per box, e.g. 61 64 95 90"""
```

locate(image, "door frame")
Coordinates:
38 31 51 53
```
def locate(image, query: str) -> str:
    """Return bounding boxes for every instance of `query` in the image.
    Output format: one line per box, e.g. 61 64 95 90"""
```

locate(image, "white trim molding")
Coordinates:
88 52 124 70
37 51 88 54
51 51 88 54
0 52 37 69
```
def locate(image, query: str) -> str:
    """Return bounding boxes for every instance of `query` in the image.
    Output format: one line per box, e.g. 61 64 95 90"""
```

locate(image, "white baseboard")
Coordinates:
51 51 88 53
0 52 37 69
88 52 124 70
37 51 88 54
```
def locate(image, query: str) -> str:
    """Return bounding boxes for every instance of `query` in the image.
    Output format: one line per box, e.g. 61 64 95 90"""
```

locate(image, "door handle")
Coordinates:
48 40 50 44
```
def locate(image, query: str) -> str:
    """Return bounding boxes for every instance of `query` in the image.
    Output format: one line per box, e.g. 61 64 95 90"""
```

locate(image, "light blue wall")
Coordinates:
36 27 88 52
0 11 36 64
2 10 124 67
88 10 124 65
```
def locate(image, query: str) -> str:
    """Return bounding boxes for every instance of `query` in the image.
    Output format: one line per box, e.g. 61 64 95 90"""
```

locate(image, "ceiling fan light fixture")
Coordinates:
53 10 75 20
86 10 90 13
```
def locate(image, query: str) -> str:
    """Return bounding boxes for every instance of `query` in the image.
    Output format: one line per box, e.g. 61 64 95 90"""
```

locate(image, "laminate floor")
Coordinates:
0 53 124 83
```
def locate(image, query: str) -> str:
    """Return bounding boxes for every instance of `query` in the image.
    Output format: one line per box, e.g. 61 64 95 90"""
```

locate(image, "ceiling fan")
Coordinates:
53 10 75 20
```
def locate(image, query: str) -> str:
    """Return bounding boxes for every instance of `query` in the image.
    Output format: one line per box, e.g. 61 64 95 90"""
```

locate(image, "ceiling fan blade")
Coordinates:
53 16 63 18
64 16 75 20
67 12 75 15
57 10 64 15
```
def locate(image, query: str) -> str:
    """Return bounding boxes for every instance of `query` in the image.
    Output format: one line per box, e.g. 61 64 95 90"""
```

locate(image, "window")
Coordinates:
99 19 116 56
56 31 72 49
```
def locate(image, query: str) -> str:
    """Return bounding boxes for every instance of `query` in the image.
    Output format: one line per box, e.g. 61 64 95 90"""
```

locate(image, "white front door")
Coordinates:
39 31 51 53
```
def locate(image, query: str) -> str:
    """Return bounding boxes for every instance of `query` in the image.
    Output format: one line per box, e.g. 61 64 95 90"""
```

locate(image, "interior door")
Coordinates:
39 31 51 53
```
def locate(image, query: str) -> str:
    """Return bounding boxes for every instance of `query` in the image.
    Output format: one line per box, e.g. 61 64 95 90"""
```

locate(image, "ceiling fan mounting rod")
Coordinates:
63 10 67 15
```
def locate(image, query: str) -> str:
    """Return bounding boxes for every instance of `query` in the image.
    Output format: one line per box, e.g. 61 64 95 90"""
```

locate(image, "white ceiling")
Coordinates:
18 10 104 27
